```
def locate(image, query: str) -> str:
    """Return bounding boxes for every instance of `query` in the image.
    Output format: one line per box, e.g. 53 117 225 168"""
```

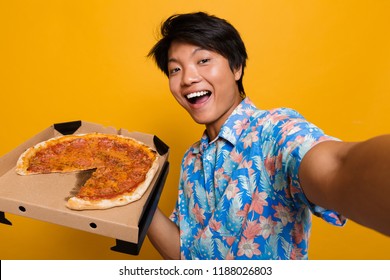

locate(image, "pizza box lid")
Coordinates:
0 121 169 253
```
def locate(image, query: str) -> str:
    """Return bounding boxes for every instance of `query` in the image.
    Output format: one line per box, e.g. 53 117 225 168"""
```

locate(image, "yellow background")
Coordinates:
0 1 389 259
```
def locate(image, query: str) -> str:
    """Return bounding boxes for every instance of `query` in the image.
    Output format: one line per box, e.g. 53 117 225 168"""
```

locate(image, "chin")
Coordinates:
189 115 211 125
191 117 207 125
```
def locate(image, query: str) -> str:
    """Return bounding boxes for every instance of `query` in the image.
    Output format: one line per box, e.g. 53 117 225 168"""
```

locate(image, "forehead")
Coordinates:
168 41 214 60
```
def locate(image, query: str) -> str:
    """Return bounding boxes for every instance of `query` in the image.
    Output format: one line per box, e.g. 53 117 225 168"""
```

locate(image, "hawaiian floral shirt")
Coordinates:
170 97 346 259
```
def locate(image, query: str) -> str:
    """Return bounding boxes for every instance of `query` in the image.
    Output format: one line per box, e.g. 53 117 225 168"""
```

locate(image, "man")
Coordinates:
147 12 390 260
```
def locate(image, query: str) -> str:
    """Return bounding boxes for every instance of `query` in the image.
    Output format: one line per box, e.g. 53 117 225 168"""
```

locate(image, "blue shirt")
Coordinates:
170 97 346 259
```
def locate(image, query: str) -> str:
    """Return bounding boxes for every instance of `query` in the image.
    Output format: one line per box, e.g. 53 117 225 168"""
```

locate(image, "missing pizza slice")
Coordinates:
15 133 159 210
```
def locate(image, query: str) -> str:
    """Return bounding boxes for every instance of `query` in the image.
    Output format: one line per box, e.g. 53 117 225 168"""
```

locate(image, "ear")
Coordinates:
233 65 243 81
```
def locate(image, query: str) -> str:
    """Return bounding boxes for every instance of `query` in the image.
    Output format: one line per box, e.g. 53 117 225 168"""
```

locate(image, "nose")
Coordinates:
181 66 201 86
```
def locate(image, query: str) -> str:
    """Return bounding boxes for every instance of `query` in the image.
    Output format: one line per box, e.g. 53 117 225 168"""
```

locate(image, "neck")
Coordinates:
206 127 219 142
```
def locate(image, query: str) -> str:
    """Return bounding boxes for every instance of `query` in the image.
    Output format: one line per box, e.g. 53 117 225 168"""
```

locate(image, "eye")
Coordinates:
199 58 210 64
169 67 181 75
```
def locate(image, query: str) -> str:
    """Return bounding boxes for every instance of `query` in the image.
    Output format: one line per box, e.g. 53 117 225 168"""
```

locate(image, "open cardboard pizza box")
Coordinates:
0 121 169 255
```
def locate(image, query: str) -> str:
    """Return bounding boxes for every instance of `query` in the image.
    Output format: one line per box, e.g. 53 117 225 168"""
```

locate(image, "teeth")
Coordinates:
186 91 209 99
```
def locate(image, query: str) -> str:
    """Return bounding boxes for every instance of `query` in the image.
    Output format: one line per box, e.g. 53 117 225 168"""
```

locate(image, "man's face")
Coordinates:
167 41 243 138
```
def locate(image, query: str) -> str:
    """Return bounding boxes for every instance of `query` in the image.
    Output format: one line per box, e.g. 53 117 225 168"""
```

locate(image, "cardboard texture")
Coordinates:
0 121 169 254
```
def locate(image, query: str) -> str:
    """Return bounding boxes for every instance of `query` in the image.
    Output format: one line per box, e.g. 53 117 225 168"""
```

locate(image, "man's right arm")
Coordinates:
147 207 181 259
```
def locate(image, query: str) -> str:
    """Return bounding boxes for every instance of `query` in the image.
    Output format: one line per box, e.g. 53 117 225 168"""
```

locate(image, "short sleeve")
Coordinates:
169 152 190 227
262 108 346 226
169 201 179 226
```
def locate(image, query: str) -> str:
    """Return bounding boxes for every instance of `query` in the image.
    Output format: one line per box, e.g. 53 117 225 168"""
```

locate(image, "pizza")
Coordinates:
15 133 159 210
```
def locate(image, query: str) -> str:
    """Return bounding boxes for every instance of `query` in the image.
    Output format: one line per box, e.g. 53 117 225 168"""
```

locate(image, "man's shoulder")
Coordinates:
252 107 305 120
246 107 306 133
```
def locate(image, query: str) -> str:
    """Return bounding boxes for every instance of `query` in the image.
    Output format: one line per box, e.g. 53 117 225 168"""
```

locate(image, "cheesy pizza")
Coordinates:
15 133 159 210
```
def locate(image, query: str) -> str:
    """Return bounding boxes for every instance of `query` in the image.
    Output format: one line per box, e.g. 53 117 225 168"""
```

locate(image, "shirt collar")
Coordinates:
198 97 258 153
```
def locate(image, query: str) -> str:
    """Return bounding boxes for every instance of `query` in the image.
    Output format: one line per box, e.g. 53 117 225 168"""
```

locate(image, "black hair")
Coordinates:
148 12 248 96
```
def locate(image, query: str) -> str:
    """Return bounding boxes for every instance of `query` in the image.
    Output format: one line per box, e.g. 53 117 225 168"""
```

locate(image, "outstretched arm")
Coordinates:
147 208 181 259
299 135 390 236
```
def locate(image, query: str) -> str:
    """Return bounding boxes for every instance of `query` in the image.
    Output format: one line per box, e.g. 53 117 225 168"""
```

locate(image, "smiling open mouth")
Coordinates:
186 90 212 104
